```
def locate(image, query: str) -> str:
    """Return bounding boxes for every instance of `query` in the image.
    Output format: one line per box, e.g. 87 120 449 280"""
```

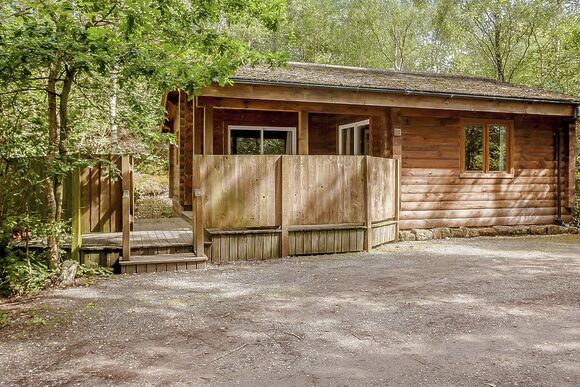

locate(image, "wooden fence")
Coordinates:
77 155 133 233
192 155 399 263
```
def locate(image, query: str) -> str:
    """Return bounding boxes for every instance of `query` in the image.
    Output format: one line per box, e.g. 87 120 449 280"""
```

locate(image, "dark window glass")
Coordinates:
231 129 260 154
464 125 484 171
360 125 369 155
263 130 289 155
489 125 508 171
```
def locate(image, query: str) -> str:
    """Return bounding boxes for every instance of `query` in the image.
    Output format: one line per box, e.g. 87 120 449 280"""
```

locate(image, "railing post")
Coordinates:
193 188 205 257
122 190 130 261
280 156 289 257
364 156 372 251
70 166 82 262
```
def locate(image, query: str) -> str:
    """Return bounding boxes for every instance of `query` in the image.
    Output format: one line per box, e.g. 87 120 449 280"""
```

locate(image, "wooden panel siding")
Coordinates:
196 155 280 228
285 155 366 226
399 111 570 229
193 154 398 261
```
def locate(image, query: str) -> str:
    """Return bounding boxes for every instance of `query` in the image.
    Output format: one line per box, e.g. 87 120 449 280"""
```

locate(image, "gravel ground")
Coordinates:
1 235 579 386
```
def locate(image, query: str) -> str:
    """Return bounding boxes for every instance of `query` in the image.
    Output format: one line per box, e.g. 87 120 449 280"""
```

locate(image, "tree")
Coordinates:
0 0 283 269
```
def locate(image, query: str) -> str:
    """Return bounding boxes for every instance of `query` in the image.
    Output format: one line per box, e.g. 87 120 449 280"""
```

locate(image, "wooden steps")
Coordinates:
120 253 207 274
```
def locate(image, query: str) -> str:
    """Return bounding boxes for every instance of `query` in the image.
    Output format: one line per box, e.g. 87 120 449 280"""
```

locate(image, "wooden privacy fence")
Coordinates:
69 155 133 262
192 155 399 263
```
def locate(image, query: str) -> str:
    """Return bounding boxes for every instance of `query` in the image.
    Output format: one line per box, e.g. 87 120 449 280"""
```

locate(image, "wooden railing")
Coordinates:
192 155 399 260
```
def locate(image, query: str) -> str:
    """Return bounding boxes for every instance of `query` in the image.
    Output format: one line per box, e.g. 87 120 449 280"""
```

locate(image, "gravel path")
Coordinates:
1 235 579 386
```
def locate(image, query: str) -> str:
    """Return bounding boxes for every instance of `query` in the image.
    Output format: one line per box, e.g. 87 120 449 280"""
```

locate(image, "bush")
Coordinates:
0 247 57 297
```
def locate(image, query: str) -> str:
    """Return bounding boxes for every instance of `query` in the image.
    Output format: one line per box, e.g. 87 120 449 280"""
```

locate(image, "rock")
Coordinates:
431 227 452 239
566 226 579 234
546 225 564 235
59 260 79 286
413 229 434 241
462 227 479 238
513 226 531 235
399 231 416 241
450 228 466 238
474 227 497 237
530 225 547 235
494 225 516 236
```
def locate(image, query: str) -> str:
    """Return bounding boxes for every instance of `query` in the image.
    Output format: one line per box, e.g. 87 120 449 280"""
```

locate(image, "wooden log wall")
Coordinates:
80 155 132 233
399 110 570 229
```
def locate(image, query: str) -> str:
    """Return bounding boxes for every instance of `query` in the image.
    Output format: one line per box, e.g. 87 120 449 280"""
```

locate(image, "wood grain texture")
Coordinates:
399 113 570 229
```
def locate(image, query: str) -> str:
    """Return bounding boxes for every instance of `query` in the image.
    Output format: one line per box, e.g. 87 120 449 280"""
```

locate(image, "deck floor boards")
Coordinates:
82 230 192 249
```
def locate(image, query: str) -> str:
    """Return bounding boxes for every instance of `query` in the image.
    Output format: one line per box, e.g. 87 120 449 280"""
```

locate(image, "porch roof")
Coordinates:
232 62 579 105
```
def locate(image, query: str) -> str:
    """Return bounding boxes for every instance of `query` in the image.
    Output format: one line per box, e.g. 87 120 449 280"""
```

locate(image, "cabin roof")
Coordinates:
232 62 579 105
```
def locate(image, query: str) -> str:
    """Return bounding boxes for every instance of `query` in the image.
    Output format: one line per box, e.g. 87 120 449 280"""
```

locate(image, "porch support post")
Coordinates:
369 113 389 158
280 156 290 257
121 155 131 261
298 111 309 154
203 106 214 155
364 156 372 251
390 108 402 160
70 166 82 262
395 158 401 241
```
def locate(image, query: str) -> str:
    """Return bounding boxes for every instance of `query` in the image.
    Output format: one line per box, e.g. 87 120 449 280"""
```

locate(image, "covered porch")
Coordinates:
164 92 401 263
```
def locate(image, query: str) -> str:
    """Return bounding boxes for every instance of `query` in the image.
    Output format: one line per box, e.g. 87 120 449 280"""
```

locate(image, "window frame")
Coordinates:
227 125 297 155
338 119 370 155
460 119 514 179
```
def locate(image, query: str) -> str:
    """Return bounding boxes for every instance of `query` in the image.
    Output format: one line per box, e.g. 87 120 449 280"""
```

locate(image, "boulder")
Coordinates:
513 225 531 235
59 260 79 286
546 225 564 235
431 227 452 239
399 231 416 241
413 229 434 241
530 225 547 235
474 227 497 237
566 226 579 234
493 225 516 236
450 228 466 238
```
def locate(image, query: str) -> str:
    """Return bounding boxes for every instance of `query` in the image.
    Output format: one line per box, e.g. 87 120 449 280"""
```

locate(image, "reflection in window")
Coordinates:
464 125 484 171
230 127 294 155
231 129 261 155
488 125 508 171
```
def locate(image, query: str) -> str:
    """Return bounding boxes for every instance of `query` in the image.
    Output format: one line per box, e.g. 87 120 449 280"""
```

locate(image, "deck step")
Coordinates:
120 253 207 274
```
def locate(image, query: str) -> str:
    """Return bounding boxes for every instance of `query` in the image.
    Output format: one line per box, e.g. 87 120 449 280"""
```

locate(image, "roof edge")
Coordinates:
230 77 580 106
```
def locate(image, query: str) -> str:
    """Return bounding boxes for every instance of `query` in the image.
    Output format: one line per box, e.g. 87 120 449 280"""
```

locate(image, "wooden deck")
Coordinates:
83 230 192 250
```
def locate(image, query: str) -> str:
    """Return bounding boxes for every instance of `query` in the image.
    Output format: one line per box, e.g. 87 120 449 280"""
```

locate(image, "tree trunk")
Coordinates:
46 66 60 270
110 68 119 153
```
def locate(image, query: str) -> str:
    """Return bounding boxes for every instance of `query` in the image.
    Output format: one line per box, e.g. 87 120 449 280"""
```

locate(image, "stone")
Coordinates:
494 225 516 236
450 228 466 238
566 226 579 234
59 260 79 286
474 227 497 237
399 231 416 241
546 225 564 235
462 227 479 238
530 225 547 235
431 227 452 239
413 229 434 241
513 225 531 235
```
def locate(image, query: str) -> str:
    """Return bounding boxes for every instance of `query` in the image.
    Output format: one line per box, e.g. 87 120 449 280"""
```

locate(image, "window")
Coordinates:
229 126 296 155
338 120 369 155
461 120 513 177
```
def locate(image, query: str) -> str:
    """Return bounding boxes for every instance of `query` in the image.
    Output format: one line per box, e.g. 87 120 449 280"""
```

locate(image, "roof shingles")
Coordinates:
232 62 578 104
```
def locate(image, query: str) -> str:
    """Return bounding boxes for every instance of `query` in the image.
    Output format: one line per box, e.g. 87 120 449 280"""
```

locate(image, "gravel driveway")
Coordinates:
1 235 579 386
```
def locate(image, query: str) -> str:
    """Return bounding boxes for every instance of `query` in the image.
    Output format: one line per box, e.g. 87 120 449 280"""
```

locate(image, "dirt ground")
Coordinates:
1 235 579 386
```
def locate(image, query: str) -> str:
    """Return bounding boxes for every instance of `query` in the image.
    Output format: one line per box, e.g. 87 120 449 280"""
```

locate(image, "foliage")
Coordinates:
0 247 57 297
0 0 285 269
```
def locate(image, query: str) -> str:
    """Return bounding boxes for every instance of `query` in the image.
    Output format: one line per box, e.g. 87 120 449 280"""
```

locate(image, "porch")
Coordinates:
188 154 399 263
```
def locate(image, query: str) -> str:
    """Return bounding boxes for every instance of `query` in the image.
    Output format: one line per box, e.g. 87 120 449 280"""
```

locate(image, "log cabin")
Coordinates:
163 62 578 262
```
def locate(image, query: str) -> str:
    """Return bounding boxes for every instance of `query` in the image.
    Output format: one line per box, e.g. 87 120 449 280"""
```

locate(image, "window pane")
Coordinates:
231 129 260 154
263 130 290 155
489 125 508 171
340 128 354 155
359 125 369 155
464 125 484 171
